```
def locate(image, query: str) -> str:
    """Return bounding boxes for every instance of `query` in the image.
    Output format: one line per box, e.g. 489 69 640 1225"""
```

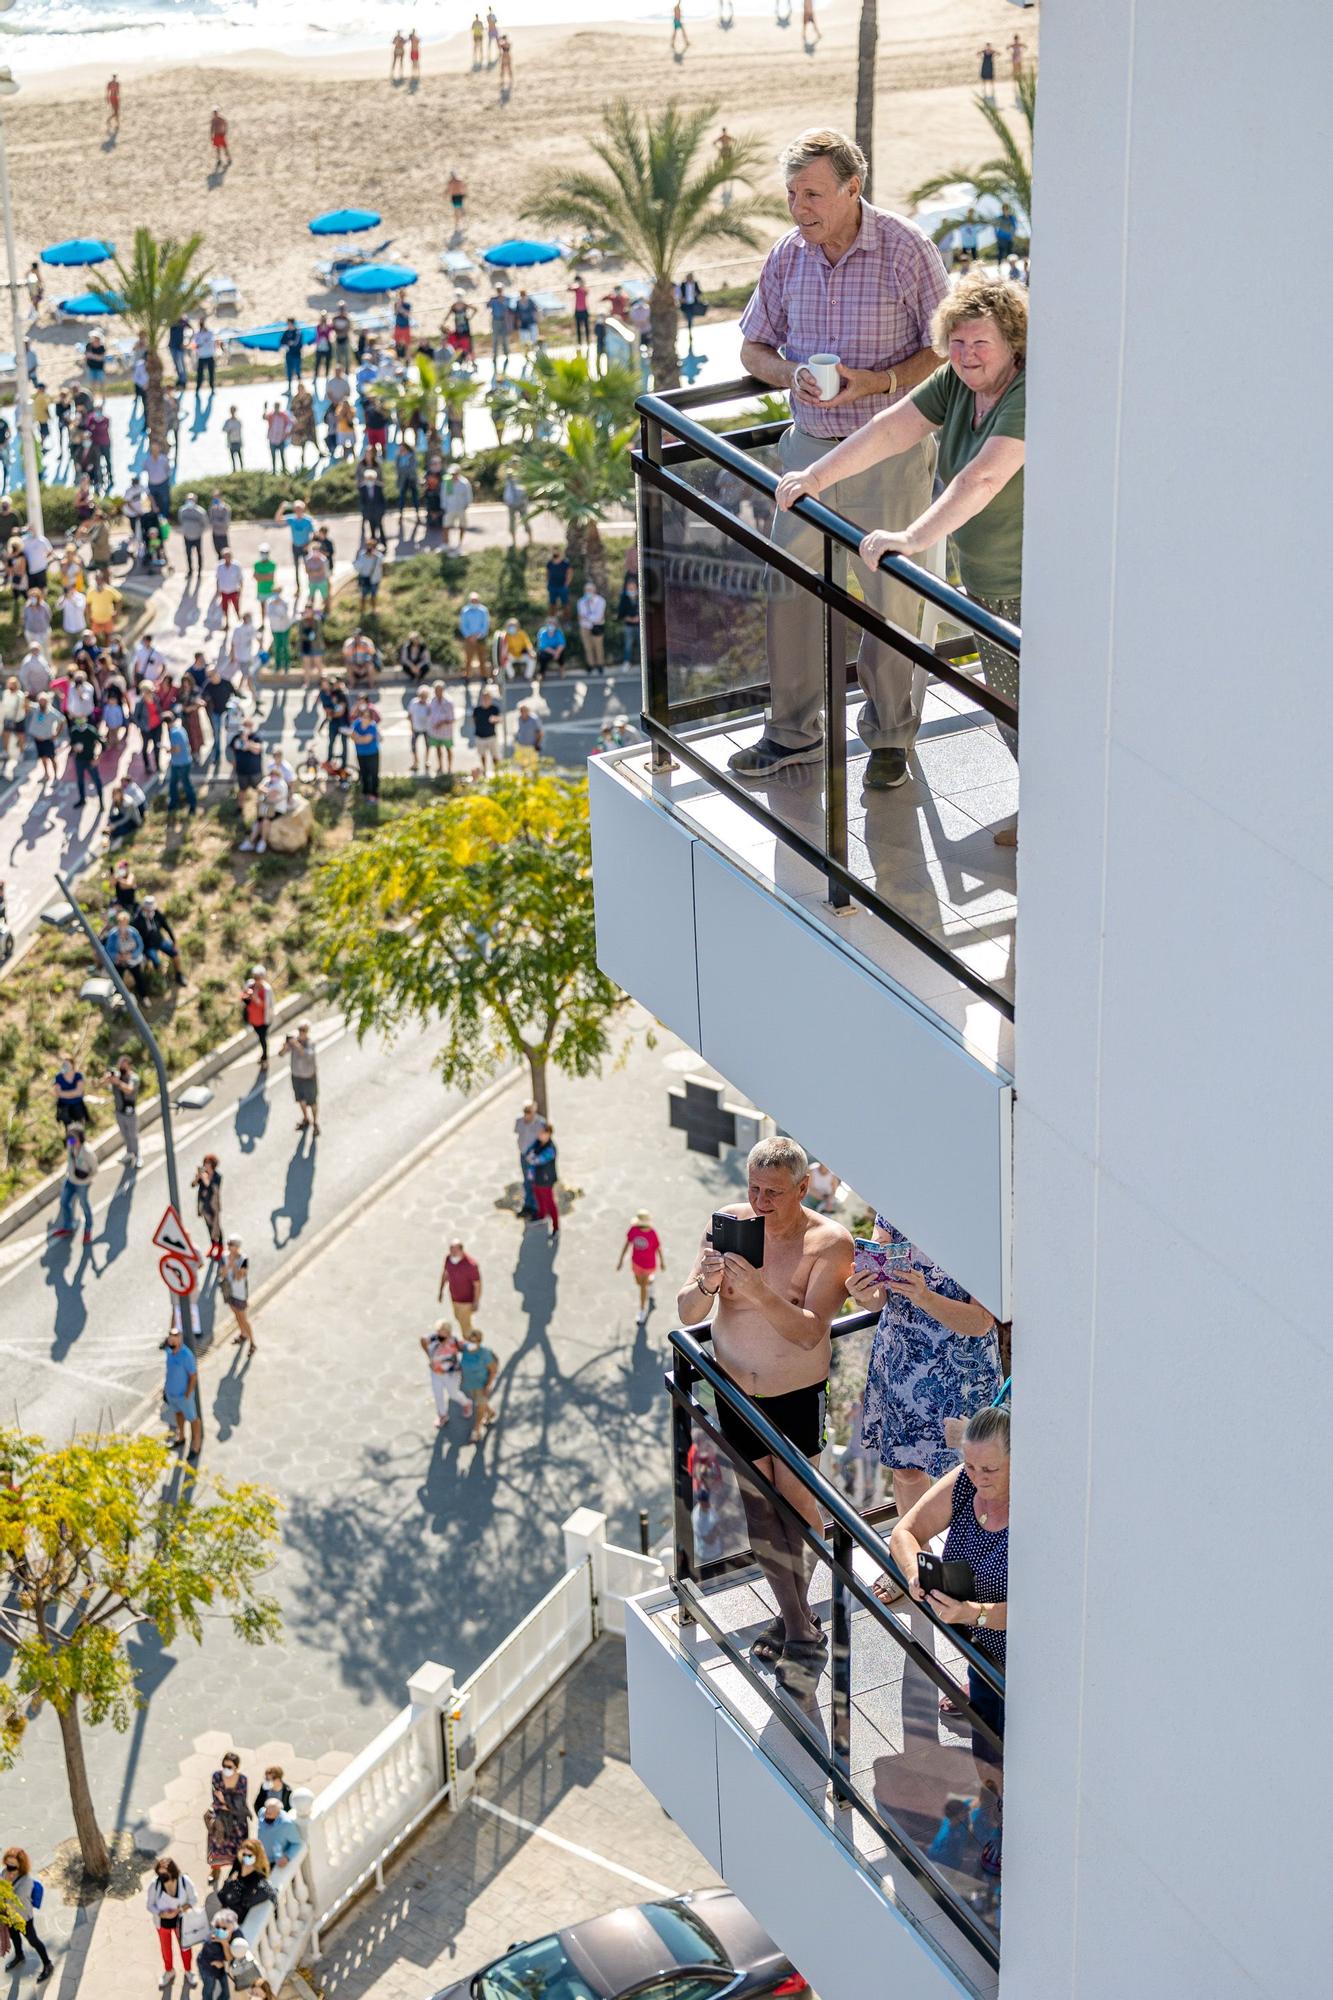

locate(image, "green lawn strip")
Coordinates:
321 536 631 671
0 776 458 1210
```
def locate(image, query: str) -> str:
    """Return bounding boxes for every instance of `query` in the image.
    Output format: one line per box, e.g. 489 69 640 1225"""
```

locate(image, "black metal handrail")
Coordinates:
667 1325 1004 1970
631 376 1019 1024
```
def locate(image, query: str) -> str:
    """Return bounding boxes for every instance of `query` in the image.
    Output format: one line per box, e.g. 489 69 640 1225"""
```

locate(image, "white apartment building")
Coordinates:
587 4 1329 1995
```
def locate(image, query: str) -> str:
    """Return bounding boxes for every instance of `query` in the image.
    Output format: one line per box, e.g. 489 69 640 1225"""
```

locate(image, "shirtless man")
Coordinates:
678 1136 852 1695
105 74 121 136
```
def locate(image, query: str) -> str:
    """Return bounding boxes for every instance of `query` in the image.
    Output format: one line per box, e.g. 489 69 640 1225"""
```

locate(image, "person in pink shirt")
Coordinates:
617 1208 665 1326
569 274 591 352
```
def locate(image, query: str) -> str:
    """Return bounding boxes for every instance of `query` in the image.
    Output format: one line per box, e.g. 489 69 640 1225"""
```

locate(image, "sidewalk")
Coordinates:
0 1011 760 1928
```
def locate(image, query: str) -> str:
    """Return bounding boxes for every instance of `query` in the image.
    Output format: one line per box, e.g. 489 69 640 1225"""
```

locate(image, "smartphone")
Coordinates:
917 1553 977 1601
853 1237 912 1281
710 1212 765 1267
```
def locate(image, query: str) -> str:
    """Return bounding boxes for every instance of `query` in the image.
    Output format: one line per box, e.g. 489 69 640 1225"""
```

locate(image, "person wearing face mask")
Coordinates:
205 1752 250 1889
217 1839 276 1924
145 1853 199 1990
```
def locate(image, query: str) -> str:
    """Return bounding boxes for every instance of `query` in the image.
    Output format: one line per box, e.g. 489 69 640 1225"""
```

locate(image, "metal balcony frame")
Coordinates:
667 1318 1004 1974
632 376 1019 1024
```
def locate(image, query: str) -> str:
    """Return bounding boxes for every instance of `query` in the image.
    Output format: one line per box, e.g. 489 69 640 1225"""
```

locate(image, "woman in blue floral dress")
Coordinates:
848 1215 1002 1600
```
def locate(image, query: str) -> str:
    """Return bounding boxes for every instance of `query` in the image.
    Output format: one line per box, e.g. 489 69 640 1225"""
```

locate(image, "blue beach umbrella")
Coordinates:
339 263 418 295
41 237 114 267
480 239 561 268
58 290 122 316
308 209 382 237
233 321 317 351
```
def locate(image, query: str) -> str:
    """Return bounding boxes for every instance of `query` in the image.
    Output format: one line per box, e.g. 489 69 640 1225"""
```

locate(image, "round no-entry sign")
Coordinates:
159 1252 198 1298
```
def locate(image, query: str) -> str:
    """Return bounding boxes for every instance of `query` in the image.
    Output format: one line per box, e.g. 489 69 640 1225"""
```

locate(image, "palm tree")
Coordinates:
515 416 633 591
93 227 211 455
504 354 643 440
522 100 785 391
909 69 1036 241
855 3 879 200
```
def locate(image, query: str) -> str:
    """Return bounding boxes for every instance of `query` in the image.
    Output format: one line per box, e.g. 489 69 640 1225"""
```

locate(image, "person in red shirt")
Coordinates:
569 275 590 352
617 1209 664 1326
438 1238 482 1335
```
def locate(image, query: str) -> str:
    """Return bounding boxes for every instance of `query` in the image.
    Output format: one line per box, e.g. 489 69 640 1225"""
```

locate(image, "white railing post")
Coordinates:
562 1506 609 1633
406 1659 455 1794
447 1685 476 1808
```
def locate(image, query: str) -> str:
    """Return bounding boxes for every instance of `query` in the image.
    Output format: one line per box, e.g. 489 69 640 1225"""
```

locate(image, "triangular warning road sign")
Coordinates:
153 1204 200 1264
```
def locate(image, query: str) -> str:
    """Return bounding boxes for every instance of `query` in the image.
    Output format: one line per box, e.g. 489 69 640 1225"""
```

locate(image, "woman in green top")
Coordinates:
776 272 1027 840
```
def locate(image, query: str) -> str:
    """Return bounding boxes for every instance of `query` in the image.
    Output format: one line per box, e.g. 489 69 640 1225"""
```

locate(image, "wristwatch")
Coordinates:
974 1606 988 1629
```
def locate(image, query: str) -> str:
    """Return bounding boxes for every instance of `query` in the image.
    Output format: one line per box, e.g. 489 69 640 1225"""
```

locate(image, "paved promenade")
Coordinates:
0 1014 754 1976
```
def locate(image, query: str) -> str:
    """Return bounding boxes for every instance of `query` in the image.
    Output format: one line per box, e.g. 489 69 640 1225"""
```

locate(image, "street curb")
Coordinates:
0 984 324 1247
120 1059 523 1445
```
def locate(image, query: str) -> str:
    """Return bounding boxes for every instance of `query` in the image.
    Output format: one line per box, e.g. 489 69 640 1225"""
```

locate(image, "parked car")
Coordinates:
429 1889 807 2000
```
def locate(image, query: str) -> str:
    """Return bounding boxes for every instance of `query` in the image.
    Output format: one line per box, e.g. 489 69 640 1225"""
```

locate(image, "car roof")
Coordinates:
560 1900 721 1996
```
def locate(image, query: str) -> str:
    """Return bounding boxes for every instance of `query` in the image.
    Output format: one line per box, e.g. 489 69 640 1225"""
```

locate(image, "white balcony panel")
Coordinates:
626 1595 988 2000
590 754 1012 1316
589 754 701 1051
691 845 1011 1317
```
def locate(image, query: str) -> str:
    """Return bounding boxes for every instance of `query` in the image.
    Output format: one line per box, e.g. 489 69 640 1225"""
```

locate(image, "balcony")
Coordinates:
590 380 1019 1315
625 1322 1005 2000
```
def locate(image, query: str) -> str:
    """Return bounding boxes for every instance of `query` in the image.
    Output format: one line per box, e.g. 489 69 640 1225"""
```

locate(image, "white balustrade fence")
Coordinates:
289 1508 665 1975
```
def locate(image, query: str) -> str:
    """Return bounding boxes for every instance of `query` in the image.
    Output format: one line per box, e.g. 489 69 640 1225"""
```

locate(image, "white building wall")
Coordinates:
1006 4 1333 1997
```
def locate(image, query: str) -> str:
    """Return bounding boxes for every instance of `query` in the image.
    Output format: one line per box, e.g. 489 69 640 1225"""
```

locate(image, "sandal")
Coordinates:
776 1629 829 1698
749 1617 785 1664
939 1689 964 1719
872 1572 905 1607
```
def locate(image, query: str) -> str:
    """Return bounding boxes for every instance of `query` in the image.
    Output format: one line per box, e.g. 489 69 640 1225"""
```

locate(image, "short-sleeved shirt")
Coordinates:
164 1345 196 1398
351 713 379 755
546 558 570 596
472 701 500 741
514 713 541 748
444 1253 480 1303
87 585 120 624
459 602 489 638
625 1223 661 1270
286 514 314 552
254 558 276 599
459 1343 496 1393
911 364 1026 600
739 202 949 439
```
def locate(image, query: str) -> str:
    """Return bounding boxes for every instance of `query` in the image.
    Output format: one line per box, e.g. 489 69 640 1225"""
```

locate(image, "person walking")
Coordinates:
104 1055 140 1167
194 316 217 394
460 1328 499 1445
241 966 274 1066
423 1320 472 1431
438 1239 482 1333
671 0 690 54
163 1323 203 1458
220 1237 255 1352
68 709 105 809
178 489 207 585
205 1753 249 1888
733 127 948 788
617 1208 664 1325
279 1021 319 1135
146 1853 200 1990
209 106 231 167
193 1152 224 1259
802 0 820 49
524 1121 560 1237
1 1849 53 1984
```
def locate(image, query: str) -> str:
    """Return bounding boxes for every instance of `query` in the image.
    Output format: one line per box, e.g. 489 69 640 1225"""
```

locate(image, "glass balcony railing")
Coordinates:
665 1318 1004 1989
628 379 1019 1033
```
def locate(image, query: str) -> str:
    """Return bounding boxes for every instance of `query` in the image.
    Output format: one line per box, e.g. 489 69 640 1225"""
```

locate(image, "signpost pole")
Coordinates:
57 869 181 1214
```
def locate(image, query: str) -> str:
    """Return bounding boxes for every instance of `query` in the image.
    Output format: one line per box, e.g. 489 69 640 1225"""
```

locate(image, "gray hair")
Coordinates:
963 1405 1011 1455
746 1135 809 1182
779 127 867 188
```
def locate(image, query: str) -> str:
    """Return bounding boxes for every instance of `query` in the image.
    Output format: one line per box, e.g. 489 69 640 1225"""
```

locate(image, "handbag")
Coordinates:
229 1947 262 1991
179 1909 210 1950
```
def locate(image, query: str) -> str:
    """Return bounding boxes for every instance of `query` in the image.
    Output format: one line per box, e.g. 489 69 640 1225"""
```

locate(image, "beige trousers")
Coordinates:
765 424 937 752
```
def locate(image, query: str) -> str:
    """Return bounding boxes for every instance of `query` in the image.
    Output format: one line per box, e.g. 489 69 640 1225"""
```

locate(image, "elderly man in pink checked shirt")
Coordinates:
734 127 949 790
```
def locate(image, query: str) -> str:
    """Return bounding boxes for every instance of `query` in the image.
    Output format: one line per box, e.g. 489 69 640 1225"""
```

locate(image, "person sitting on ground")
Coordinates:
106 780 145 848
398 630 432 685
342 628 381 689
535 614 566 678
239 754 293 857
133 893 187 988
102 905 149 999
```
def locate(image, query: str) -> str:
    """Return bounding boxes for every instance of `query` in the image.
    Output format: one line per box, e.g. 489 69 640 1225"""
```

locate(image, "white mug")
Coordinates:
801 352 842 400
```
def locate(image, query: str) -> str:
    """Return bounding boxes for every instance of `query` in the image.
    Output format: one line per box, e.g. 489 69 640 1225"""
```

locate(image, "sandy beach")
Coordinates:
2 1 1034 359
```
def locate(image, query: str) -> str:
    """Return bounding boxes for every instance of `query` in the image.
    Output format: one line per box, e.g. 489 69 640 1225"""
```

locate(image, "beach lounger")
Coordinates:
440 250 478 286
207 276 240 310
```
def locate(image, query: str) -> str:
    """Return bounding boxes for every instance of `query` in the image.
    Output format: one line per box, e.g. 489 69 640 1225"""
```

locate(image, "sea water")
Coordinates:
3 0 803 75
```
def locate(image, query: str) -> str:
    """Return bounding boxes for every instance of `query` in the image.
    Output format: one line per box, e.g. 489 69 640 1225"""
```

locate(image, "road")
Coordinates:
0 1004 472 1440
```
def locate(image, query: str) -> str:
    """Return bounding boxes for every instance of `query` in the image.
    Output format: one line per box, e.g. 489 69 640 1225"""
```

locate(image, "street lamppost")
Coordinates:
0 40 44 536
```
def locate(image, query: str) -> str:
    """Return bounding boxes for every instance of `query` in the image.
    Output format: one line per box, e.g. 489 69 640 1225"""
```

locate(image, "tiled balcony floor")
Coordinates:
652 1550 1002 2000
616 678 1016 1076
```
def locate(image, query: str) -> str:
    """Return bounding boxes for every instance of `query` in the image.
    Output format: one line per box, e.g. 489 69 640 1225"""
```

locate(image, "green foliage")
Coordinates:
94 229 213 456
0 1429 282 1866
909 70 1036 238
522 99 784 389
315 774 624 1113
